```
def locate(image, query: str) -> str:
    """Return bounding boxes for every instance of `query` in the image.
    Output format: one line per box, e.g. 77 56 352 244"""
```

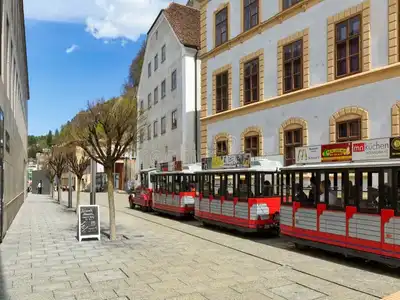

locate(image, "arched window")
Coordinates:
214 133 231 156
329 107 368 143
241 126 263 157
279 118 308 166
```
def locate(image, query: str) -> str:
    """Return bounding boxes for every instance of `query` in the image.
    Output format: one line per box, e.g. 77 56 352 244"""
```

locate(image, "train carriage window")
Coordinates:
226 174 235 200
238 173 250 201
381 169 393 210
324 171 345 210
213 174 222 198
174 175 181 194
202 174 212 198
359 171 379 214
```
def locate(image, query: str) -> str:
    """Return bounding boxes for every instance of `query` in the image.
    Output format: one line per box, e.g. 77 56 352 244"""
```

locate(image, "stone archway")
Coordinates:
241 126 263 155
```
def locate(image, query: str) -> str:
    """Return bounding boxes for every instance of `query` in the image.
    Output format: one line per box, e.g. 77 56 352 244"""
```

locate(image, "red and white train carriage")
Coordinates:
128 167 157 211
280 138 400 267
194 154 282 233
152 161 201 217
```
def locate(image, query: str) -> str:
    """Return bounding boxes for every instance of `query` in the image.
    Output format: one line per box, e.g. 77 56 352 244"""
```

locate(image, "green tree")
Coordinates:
65 148 90 213
47 130 53 147
54 129 60 143
64 95 145 240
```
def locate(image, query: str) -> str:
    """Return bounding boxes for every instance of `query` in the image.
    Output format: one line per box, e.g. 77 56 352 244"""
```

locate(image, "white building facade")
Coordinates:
199 0 400 166
0 0 30 241
137 3 201 170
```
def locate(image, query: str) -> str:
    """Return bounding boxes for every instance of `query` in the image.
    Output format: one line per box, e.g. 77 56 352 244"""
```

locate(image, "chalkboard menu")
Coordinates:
78 205 100 242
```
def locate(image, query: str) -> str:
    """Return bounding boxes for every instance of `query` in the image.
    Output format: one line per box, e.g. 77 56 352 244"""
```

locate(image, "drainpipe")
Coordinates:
194 49 199 162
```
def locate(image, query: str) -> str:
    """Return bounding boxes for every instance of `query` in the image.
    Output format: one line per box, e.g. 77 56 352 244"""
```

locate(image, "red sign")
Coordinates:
321 142 352 162
352 142 365 152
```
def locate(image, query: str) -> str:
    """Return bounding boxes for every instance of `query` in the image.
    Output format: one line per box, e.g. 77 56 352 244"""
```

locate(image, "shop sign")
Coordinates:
158 161 182 172
201 154 251 170
295 146 321 164
390 137 400 159
352 138 390 161
321 142 352 162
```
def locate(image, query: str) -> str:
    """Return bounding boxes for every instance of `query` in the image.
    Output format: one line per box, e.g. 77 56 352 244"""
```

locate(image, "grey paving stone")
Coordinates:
270 283 325 300
85 269 127 283
166 293 208 300
75 289 117 300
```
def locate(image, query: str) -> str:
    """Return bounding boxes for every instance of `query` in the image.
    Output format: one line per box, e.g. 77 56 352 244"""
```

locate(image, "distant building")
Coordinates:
0 0 30 242
136 3 201 170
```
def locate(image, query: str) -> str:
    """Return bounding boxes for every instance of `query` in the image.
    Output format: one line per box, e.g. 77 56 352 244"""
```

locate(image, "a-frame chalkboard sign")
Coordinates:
78 205 100 242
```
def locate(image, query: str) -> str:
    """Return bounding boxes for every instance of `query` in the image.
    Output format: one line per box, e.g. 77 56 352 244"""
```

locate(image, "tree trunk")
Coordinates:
76 179 81 213
58 184 62 203
51 180 54 198
106 167 116 240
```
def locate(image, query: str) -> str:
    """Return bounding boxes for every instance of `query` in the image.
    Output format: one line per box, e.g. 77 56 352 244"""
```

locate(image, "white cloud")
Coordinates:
66 44 79 54
24 0 188 41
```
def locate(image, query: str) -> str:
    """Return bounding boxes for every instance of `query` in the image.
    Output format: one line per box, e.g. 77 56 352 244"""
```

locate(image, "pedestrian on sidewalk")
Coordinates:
37 180 42 194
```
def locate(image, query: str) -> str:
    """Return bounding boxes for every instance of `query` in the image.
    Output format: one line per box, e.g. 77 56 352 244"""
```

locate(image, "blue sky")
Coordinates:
24 0 187 136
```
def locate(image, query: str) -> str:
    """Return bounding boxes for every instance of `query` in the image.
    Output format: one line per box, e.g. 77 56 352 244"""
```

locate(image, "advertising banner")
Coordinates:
295 146 321 164
321 142 352 162
158 161 182 172
352 138 390 161
201 154 251 170
390 137 400 159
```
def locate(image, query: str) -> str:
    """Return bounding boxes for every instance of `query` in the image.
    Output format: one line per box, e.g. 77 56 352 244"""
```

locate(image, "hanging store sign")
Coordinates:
295 146 321 164
352 138 390 161
201 153 251 170
390 137 400 159
321 142 352 162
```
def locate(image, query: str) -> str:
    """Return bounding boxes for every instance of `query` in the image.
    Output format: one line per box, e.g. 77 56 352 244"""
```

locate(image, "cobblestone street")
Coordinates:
0 193 399 300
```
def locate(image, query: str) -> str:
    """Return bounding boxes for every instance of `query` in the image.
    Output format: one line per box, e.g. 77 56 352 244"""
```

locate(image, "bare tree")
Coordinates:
47 148 67 203
45 163 56 198
64 94 145 240
65 148 90 212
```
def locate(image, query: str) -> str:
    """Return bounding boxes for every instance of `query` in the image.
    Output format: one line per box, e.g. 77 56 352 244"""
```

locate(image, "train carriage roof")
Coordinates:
281 160 400 171
195 159 282 174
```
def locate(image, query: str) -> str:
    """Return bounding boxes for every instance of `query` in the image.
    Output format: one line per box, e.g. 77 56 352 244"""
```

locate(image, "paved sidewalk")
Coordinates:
0 193 398 300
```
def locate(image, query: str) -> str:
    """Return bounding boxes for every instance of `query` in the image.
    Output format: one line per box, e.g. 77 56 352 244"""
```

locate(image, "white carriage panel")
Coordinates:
319 211 346 236
280 206 293 226
210 200 221 214
195 198 200 211
172 195 180 207
199 199 210 212
222 201 234 217
384 218 395 245
295 209 317 231
166 195 173 206
235 203 248 219
349 214 381 242
182 196 195 206
250 204 269 220
394 217 400 246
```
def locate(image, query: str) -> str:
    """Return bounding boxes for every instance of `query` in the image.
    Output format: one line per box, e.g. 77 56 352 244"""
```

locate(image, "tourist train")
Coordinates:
129 137 400 268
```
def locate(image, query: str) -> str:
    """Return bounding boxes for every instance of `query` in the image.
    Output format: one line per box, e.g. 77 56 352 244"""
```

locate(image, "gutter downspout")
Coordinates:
194 50 199 162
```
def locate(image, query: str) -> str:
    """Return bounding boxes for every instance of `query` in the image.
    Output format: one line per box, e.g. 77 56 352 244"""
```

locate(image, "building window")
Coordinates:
171 70 177 90
216 140 228 156
336 119 361 142
244 135 259 157
244 0 259 31
140 100 144 114
140 129 144 144
147 125 151 140
161 116 166 135
161 80 166 98
215 7 228 47
5 131 9 153
284 129 302 166
154 87 158 105
153 120 158 137
244 58 259 105
283 0 302 10
216 71 228 113
335 15 361 78
171 110 177 129
148 93 152 109
283 40 303 93
148 62 151 77
161 45 166 62
154 54 158 71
